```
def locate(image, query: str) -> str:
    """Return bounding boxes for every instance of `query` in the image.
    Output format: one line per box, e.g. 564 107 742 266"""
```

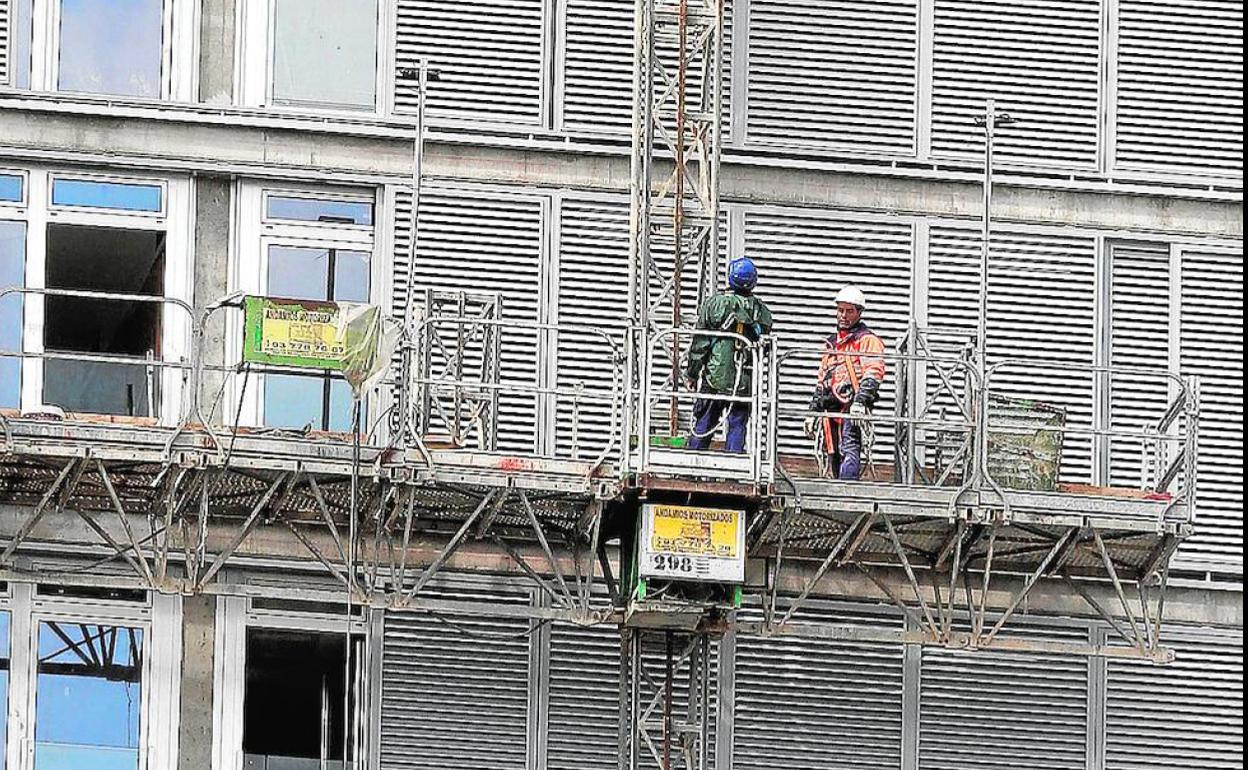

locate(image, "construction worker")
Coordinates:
804 285 885 479
685 257 773 452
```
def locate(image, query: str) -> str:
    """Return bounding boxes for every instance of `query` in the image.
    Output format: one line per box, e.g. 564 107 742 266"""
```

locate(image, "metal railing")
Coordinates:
0 283 1199 520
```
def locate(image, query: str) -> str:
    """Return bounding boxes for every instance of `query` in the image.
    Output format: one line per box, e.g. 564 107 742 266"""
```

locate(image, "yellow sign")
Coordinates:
243 296 348 369
648 505 741 559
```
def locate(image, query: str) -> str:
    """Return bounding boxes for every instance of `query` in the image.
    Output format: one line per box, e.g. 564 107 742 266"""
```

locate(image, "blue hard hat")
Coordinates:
728 257 758 294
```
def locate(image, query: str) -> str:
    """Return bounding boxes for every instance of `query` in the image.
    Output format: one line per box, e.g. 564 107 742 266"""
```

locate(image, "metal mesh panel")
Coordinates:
925 226 1097 485
1105 627 1244 769
919 623 1091 770
734 605 906 769
546 622 623 770
394 0 547 126
1108 241 1172 488
1114 0 1244 179
745 0 918 155
379 582 536 770
929 0 1102 169
1178 247 1243 563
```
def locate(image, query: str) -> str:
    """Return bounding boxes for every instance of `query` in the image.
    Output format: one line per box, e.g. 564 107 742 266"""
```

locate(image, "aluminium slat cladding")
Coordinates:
379 581 536 770
733 603 906 770
1107 241 1171 489
1105 627 1244 770
742 210 914 458
926 226 1098 484
746 0 919 155
394 0 546 125
552 198 631 459
546 621 622 770
929 0 1102 169
561 0 734 137
1115 0 1244 177
1178 248 1243 562
396 186 545 453
918 623 1090 770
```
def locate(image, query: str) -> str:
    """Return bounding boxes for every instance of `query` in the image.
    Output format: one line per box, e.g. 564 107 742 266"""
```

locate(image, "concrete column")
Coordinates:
194 177 231 424
199 0 238 104
177 593 218 770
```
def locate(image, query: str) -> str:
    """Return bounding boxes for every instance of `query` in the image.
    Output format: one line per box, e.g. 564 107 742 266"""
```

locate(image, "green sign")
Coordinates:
242 296 348 370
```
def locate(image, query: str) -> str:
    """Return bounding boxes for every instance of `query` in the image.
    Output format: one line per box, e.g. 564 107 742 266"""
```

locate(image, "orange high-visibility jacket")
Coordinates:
811 322 886 410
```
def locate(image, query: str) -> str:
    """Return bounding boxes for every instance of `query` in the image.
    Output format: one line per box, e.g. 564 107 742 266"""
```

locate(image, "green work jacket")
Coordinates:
685 292 773 396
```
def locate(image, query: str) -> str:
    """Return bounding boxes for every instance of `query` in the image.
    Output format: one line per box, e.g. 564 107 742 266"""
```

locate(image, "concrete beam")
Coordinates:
177 594 216 770
0 101 415 182
193 177 231 423
1 100 1239 238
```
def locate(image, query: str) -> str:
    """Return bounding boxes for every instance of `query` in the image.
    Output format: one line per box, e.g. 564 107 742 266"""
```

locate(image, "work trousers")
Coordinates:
689 398 751 452
820 408 864 480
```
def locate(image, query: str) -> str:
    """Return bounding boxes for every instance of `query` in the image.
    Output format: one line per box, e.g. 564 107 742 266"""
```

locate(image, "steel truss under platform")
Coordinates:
0 413 1190 664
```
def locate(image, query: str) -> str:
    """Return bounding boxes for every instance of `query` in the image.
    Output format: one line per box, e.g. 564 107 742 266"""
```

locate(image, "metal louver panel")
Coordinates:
379 582 536 770
929 0 1102 169
1178 248 1243 563
1105 627 1243 769
733 605 906 769
743 211 914 459
1108 241 1172 488
1115 0 1244 179
560 0 733 137
408 187 545 453
919 623 1090 770
926 227 1097 484
553 197 631 460
395 0 547 126
546 622 622 770
746 0 918 155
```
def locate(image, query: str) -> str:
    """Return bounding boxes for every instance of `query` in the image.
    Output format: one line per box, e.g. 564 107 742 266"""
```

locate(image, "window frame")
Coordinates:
5 166 194 423
236 0 396 116
212 591 377 770
230 181 386 432
2 583 181 770
25 0 197 101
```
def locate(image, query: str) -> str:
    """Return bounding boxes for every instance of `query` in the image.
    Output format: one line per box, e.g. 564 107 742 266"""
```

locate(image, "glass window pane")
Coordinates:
333 250 370 303
0 175 22 203
272 0 378 109
0 222 25 409
51 179 162 212
264 373 325 430
267 246 330 301
43 359 154 417
14 0 35 88
35 621 143 770
328 377 364 432
266 196 373 226
57 0 163 97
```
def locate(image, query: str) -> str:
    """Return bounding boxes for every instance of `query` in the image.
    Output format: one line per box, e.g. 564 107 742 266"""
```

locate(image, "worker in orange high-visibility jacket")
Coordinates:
803 286 885 480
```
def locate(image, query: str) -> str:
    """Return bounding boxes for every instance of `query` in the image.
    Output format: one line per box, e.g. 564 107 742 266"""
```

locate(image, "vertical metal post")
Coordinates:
397 61 430 446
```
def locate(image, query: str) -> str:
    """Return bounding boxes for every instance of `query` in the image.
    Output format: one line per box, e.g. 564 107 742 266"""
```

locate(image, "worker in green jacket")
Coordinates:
684 257 773 452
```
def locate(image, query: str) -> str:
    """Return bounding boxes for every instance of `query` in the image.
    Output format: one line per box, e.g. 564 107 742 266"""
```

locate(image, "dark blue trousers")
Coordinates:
689 398 751 452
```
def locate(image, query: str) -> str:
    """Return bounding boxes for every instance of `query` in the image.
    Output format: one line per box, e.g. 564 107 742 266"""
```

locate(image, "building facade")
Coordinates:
0 0 1242 769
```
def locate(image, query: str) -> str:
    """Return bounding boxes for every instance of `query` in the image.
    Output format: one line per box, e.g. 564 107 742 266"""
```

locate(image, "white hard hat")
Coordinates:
835 285 867 309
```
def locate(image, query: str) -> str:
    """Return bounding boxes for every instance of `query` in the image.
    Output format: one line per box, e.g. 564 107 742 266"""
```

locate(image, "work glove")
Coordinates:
803 415 819 436
849 401 868 419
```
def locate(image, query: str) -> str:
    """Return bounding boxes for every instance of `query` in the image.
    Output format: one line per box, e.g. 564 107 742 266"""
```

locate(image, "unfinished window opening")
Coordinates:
34 620 144 770
244 627 363 770
42 223 166 417
262 244 369 432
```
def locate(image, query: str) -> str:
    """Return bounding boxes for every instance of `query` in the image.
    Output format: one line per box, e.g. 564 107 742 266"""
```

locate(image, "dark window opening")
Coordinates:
41 224 166 416
244 628 362 769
